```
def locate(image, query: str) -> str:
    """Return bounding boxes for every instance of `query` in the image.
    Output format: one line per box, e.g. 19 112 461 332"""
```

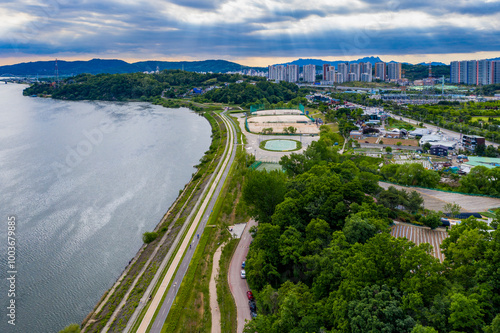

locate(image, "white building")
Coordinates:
287 64 299 83
303 64 316 83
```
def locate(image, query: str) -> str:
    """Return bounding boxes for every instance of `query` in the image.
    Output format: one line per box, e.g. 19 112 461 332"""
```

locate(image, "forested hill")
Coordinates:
0 58 265 76
241 130 500 333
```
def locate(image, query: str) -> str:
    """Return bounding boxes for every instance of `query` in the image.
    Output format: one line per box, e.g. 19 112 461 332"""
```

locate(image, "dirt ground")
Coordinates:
357 137 379 144
381 138 419 146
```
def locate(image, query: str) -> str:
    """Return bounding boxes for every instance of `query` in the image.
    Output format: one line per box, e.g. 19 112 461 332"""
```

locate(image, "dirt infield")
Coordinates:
247 114 319 134
391 222 448 262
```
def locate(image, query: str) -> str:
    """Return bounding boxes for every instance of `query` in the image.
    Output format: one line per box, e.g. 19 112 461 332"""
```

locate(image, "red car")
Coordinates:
247 291 254 300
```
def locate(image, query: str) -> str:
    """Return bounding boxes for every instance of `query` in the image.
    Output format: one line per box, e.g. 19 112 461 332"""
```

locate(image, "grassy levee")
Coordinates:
82 111 227 333
158 120 250 332
217 239 238 333
125 112 229 333
139 112 234 332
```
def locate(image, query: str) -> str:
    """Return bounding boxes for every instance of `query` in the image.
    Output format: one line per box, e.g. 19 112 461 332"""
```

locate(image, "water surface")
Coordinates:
0 84 211 332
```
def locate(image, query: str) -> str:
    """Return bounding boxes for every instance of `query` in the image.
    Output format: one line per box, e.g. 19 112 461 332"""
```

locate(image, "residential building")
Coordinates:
459 60 468 84
462 134 485 151
375 62 386 80
303 64 316 83
387 62 402 80
360 62 372 82
466 60 477 85
492 61 500 84
349 62 360 81
335 72 344 84
268 65 276 80
450 61 460 84
326 66 336 82
287 64 299 83
430 145 449 157
347 73 357 82
322 64 330 81
477 59 490 85
350 130 363 140
337 63 348 82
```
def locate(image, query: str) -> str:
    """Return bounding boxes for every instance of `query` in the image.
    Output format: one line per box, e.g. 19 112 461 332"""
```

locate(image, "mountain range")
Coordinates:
4 56 498 77
0 59 265 77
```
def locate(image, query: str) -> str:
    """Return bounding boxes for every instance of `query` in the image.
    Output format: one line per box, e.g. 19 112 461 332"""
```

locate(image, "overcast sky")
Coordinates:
1 0 500 66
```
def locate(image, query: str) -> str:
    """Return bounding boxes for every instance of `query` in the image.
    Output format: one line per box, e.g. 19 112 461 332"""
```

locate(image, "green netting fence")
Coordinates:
249 161 262 170
250 104 265 113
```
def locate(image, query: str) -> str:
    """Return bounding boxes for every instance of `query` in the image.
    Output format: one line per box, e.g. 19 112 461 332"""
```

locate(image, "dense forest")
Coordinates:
242 131 500 333
401 64 450 81
194 80 309 107
22 70 262 101
475 84 500 97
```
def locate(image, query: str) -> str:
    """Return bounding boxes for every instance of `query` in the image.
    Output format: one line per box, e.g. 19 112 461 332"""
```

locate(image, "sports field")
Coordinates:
247 114 319 134
264 140 297 151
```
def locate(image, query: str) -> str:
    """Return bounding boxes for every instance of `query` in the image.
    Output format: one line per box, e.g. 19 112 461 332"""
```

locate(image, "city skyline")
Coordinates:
1 1 500 67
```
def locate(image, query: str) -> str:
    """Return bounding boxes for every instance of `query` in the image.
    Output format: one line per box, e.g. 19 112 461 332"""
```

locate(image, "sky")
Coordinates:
1 0 500 66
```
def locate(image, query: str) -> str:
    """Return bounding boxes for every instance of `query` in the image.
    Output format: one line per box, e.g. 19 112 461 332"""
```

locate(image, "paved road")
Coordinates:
136 112 237 333
228 219 257 333
386 111 499 148
380 182 500 212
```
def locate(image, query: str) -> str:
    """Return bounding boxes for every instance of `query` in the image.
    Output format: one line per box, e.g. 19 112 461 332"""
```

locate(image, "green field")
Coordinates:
471 116 498 123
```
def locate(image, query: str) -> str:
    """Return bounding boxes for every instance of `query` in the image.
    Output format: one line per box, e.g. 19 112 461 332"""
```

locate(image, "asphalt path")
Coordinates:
228 219 257 333
147 112 238 332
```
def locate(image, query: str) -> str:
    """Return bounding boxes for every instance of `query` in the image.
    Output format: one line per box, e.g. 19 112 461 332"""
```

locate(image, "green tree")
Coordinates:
407 191 424 214
421 212 442 229
142 231 158 244
243 170 287 223
443 202 461 217
348 284 415 333
449 293 484 332
411 324 437 333
59 324 81 333
386 146 393 153
342 215 377 244
423 142 431 152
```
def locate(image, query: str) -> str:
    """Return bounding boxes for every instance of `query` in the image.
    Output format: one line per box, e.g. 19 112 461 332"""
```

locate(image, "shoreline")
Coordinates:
80 109 225 332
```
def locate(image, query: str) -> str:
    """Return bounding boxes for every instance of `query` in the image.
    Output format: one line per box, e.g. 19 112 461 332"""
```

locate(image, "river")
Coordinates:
0 84 211 332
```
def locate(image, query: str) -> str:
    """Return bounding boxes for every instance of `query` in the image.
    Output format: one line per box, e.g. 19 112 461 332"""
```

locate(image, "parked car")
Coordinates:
241 261 246 269
249 300 257 312
250 311 257 319
246 291 254 300
240 270 246 279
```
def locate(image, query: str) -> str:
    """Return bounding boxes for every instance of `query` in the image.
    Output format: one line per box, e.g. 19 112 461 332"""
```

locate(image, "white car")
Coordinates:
240 270 246 279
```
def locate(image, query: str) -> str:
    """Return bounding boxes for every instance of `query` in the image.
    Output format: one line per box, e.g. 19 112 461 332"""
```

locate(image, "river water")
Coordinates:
0 84 211 332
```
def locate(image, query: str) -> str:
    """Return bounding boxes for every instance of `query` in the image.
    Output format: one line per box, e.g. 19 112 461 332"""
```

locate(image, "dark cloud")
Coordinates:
1 0 499 61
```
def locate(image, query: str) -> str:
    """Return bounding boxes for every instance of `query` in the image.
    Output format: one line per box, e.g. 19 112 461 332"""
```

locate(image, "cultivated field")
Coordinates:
391 222 448 262
382 138 419 146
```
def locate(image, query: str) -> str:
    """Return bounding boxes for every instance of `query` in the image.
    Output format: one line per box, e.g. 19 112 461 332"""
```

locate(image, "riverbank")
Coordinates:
80 110 227 332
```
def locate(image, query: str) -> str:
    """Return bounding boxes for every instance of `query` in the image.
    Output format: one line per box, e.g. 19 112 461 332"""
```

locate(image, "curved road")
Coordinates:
228 219 257 333
136 111 237 333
